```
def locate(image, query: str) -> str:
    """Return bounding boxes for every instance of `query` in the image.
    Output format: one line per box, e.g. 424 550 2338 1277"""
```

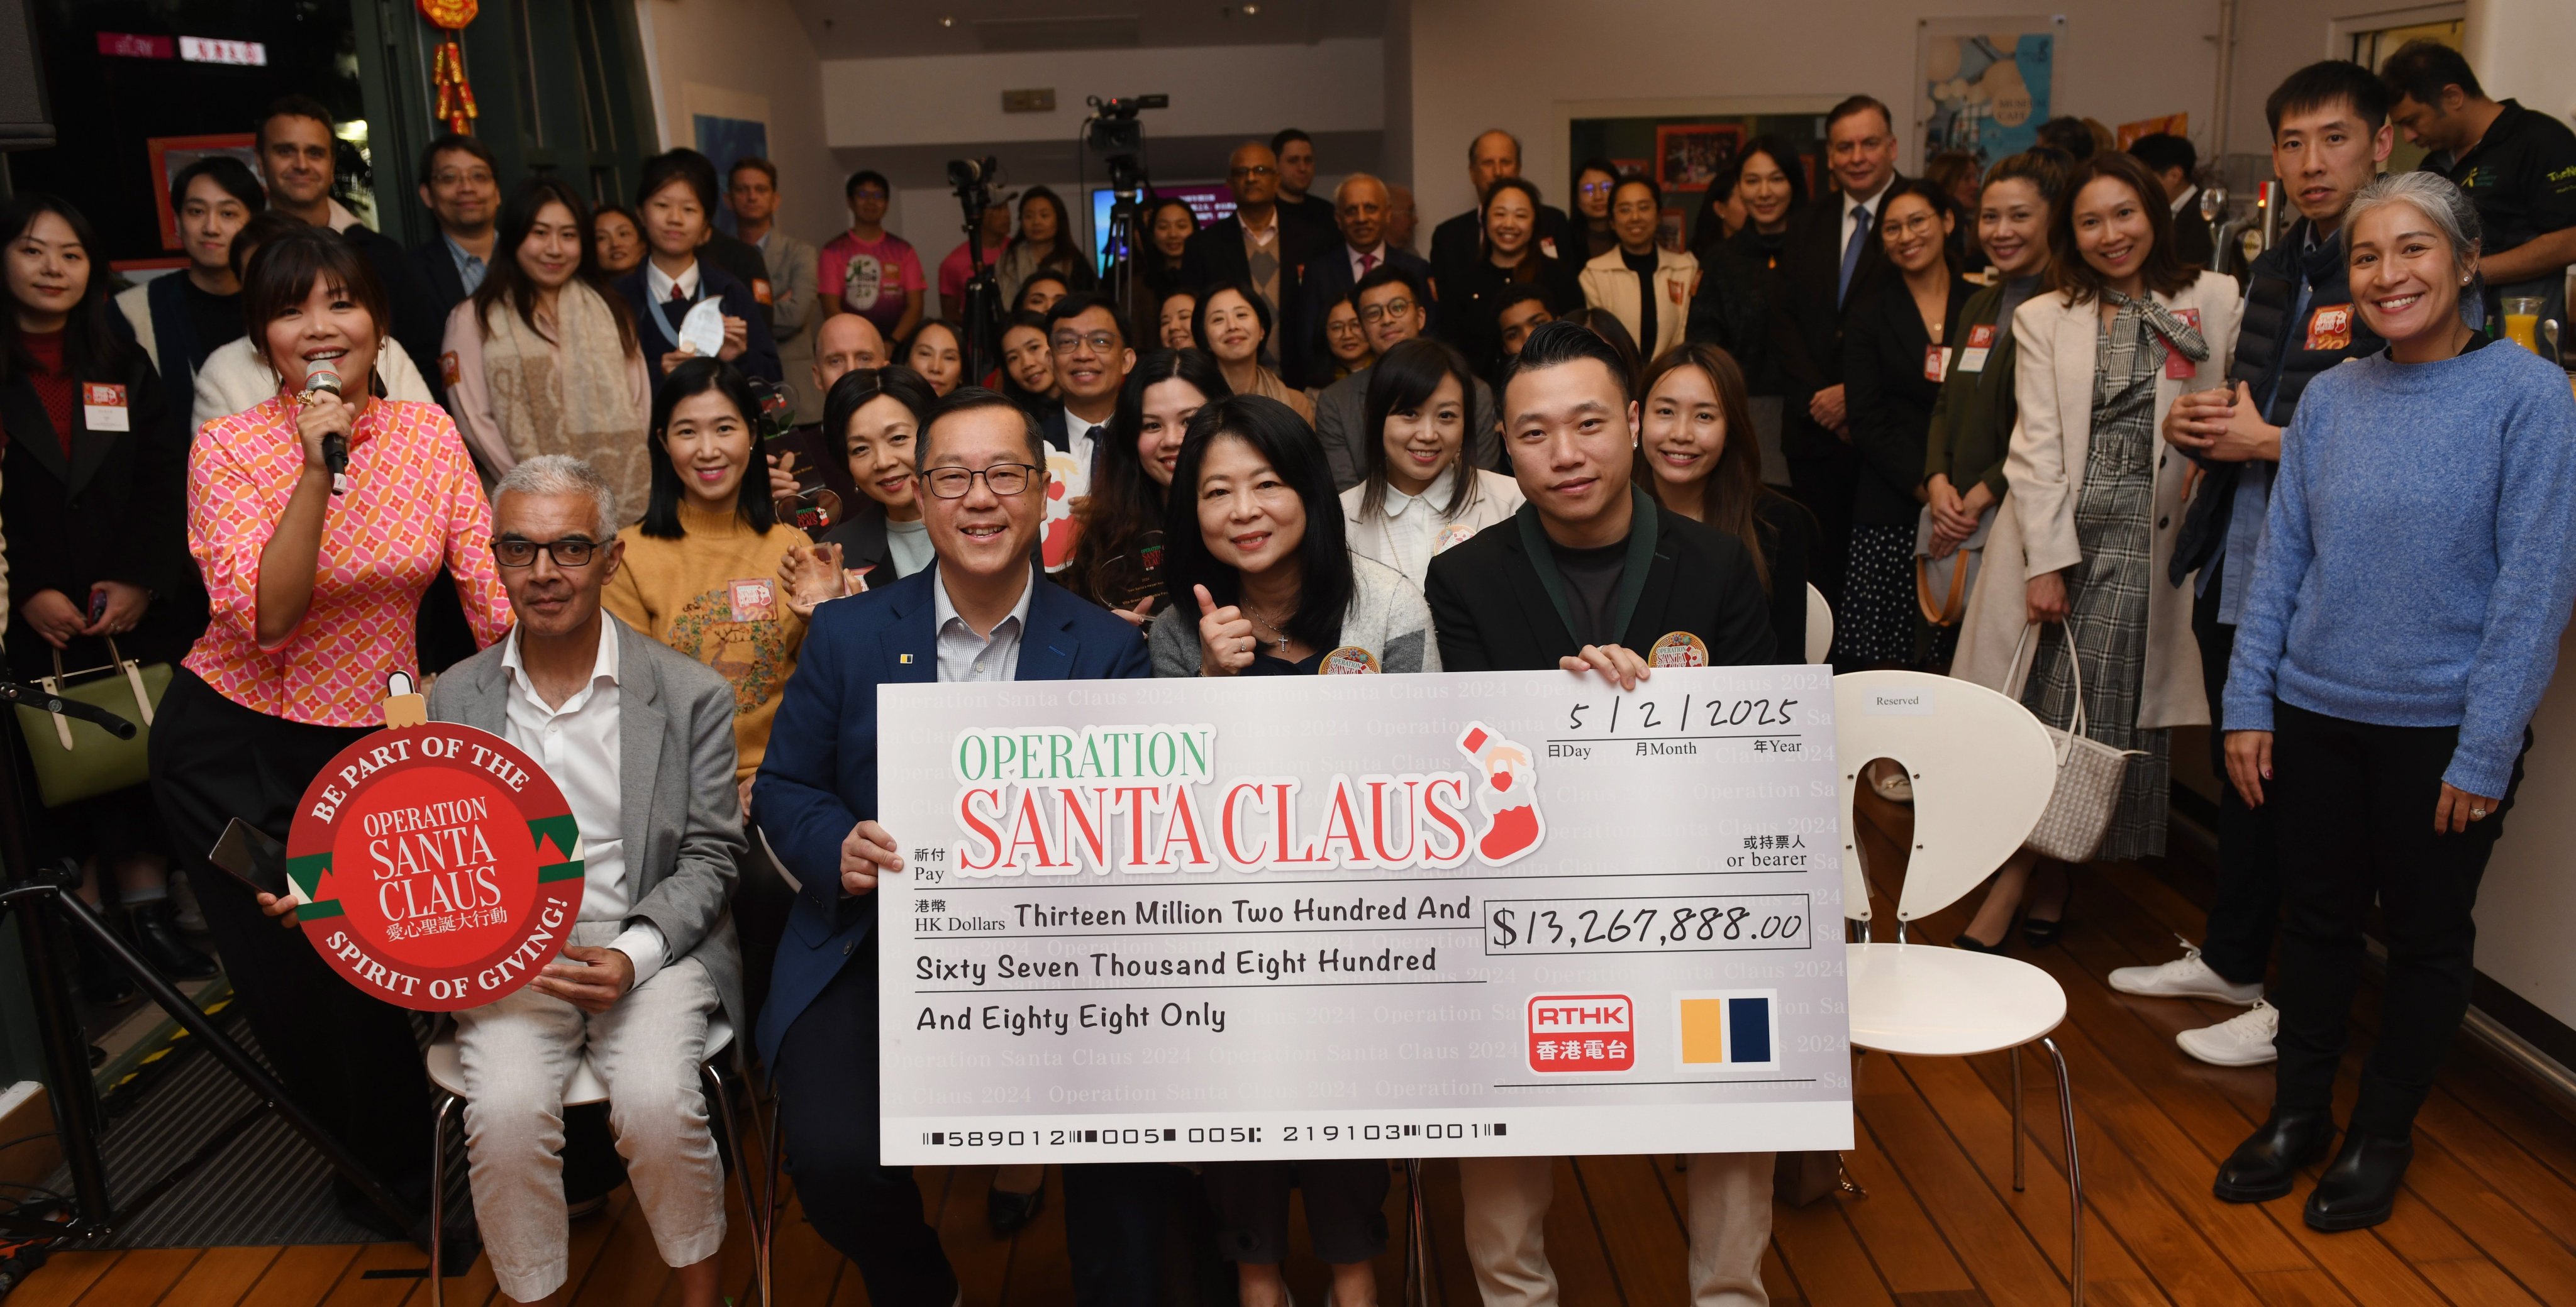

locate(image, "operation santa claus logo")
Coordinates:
945 719 1546 874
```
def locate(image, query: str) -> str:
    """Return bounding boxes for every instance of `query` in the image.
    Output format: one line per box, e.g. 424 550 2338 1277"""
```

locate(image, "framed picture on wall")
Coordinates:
1657 207 1687 251
147 133 258 251
1655 124 1743 192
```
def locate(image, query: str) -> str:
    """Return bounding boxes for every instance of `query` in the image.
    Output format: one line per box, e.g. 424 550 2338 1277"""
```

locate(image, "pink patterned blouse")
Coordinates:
184 395 513 727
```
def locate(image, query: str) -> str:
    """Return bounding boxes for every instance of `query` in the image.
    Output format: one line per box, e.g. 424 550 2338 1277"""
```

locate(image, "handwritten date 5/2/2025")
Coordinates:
1562 695 1799 735
1484 894 1812 955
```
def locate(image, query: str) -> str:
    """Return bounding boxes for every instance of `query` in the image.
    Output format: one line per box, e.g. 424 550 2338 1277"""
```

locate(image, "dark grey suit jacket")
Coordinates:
427 615 748 1034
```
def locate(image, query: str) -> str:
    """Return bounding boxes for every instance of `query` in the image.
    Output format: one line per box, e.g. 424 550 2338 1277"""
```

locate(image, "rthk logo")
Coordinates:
1527 993 1635 1073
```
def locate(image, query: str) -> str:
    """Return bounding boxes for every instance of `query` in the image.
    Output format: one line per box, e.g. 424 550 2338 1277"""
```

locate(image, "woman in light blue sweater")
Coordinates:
2213 172 2576 1233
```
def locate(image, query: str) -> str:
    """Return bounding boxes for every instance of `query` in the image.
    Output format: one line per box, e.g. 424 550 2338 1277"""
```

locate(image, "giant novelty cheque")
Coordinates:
878 665 1854 1164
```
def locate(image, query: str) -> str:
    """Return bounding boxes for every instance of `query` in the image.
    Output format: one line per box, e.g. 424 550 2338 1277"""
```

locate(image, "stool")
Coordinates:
424 1012 772 1306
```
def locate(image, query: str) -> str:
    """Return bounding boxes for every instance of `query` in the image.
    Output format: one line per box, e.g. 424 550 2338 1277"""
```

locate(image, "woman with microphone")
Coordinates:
149 227 512 1235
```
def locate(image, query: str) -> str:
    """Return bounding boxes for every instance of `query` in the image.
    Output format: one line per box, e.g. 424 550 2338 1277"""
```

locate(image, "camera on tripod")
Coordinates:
1084 94 1167 159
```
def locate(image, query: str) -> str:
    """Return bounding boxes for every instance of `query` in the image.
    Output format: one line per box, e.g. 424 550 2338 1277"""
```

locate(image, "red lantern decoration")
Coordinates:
418 0 481 135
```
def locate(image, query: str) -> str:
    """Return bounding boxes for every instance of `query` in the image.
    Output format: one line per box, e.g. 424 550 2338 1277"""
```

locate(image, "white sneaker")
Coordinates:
1868 764 1914 803
2177 1000 2279 1067
2107 939 2263 1004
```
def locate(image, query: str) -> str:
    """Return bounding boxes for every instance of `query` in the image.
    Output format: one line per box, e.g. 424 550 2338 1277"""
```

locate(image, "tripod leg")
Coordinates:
22 885 416 1232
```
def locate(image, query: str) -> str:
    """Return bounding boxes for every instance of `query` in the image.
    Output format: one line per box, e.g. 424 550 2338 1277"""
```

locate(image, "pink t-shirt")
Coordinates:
936 240 1011 316
819 229 926 334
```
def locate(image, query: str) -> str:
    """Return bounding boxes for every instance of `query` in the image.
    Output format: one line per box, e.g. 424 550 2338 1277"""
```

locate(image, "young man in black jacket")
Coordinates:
2111 60 2394 1070
1425 320 1777 1306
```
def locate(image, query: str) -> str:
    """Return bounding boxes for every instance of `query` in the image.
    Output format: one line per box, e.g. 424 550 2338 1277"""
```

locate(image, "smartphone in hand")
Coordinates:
208 819 292 900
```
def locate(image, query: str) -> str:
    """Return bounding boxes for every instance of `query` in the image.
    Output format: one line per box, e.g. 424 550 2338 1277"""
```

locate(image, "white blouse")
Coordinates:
1340 468 1525 592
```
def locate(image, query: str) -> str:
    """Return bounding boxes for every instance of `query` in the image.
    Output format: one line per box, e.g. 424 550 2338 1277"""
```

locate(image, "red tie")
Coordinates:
1357 251 1378 275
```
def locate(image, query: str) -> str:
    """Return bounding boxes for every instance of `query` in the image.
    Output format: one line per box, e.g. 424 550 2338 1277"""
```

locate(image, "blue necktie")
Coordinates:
1838 204 1870 307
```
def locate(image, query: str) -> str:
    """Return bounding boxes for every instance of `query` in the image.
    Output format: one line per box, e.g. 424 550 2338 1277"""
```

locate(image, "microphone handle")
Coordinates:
323 432 349 494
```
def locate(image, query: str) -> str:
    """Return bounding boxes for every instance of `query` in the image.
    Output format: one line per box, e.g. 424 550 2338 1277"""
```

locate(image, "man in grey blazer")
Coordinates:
430 455 746 1307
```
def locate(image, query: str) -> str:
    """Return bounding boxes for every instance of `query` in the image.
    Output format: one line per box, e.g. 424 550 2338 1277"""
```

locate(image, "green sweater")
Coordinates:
1921 278 2029 499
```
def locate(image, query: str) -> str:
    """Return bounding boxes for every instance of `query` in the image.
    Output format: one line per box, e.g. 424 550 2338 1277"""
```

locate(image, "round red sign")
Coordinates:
286 724 584 1011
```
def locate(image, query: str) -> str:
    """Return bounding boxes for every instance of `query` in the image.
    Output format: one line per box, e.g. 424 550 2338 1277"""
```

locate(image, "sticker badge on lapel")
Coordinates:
80 383 130 432
1650 631 1709 668
1319 646 1381 675
728 578 778 622
1433 521 1480 554
1923 345 1954 382
1958 323 1997 372
2162 307 2203 380
2304 304 2353 351
752 277 775 306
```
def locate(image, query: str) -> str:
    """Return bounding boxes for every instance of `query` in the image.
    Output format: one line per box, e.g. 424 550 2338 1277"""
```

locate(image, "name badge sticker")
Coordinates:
81 382 130 432
2304 304 2353 352
729 578 778 622
1958 323 1997 373
1923 345 1953 382
2163 307 2203 380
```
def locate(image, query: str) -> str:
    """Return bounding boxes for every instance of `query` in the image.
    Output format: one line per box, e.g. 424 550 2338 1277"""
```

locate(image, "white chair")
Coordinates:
1806 583 1834 663
1834 669 2085 1305
425 1013 772 1306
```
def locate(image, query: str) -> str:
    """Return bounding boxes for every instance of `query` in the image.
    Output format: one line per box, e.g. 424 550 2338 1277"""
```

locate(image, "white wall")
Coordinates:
819 39 1385 149
2466 0 2576 124
2458 0 2576 1039
633 0 843 242
1397 0 2357 225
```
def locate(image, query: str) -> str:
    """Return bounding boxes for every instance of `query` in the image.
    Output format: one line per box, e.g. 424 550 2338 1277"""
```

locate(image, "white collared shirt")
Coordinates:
499 624 669 988
934 568 1036 683
1062 412 1101 499
1841 180 1892 256
645 258 702 306
2170 185 2199 218
1346 242 1389 282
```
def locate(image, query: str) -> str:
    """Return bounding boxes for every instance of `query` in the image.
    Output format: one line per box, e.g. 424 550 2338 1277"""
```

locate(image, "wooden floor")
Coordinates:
22 791 2576 1306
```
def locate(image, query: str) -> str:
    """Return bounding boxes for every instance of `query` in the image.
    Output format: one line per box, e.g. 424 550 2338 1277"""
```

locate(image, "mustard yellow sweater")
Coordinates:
602 499 811 779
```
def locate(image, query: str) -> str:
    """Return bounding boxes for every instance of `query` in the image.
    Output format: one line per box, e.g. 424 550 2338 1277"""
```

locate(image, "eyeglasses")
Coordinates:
492 536 600 568
1357 298 1416 324
1051 331 1119 355
1326 318 1365 337
1886 214 1942 237
1230 165 1278 179
1579 180 1616 196
921 463 1041 498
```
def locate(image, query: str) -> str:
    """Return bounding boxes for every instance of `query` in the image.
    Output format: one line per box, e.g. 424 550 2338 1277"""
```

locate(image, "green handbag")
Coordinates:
13 639 169 808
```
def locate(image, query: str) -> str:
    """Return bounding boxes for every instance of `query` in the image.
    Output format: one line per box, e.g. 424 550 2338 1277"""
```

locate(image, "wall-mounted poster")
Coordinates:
147 134 259 251
1917 16 2064 169
692 114 769 186
1655 123 1743 192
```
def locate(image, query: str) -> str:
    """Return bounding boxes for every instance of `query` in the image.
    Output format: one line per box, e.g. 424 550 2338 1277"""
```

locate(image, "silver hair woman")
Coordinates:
2211 167 2576 1233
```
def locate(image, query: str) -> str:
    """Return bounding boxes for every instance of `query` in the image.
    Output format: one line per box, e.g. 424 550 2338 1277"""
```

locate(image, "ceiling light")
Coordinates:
1242 3 1258 11
940 15 954 26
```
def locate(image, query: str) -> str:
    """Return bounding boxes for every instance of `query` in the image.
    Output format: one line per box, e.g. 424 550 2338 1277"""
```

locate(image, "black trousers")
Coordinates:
145 668 434 1198
1786 446 1857 615
2268 700 2527 1139
774 929 958 1306
2192 575 2280 986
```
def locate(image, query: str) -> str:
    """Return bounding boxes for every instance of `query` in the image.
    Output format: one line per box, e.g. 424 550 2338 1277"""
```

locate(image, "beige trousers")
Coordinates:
1457 1152 1774 1307
455 921 727 1302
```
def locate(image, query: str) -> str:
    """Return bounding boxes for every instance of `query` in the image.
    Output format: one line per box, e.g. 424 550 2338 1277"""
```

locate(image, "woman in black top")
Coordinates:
1440 178 1584 374
1065 348 1232 622
1842 178 1973 667
1724 136 1809 275
1573 157 1621 261
2 194 209 991
1632 343 1813 663
794 365 942 600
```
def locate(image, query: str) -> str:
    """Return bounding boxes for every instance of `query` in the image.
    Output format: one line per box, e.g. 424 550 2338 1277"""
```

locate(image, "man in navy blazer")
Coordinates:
615 150 784 387
753 388 1150 1304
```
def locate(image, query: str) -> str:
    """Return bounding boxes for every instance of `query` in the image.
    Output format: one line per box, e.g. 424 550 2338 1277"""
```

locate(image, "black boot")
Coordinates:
68 916 135 1005
2305 1133 2412 1231
130 900 218 979
2214 1109 2336 1203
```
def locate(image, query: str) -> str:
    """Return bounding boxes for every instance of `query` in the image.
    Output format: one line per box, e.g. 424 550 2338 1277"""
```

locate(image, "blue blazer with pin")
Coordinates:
749 564 1153 1065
